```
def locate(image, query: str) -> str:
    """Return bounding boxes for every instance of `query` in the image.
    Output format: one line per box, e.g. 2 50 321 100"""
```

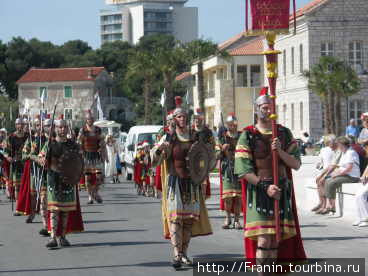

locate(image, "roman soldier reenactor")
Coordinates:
4 118 28 211
217 113 243 230
77 110 107 204
234 87 306 267
17 115 46 223
39 115 84 248
151 96 212 270
191 108 214 199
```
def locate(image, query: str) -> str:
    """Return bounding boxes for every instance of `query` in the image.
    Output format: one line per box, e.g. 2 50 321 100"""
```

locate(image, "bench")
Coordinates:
305 182 361 218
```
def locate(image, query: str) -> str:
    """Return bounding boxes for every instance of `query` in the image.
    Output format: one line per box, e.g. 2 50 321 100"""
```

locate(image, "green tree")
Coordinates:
126 50 158 124
304 56 361 135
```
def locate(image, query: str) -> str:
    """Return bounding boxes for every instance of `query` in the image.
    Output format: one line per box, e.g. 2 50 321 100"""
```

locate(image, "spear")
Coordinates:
37 94 59 206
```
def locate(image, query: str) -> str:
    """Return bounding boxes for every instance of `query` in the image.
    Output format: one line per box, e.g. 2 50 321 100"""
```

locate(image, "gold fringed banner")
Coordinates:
247 0 291 35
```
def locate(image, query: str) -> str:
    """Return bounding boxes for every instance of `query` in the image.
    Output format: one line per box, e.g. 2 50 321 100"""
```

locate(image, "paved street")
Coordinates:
0 160 367 275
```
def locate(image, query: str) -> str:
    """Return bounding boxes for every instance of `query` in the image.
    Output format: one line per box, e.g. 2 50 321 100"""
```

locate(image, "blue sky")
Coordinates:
0 0 311 49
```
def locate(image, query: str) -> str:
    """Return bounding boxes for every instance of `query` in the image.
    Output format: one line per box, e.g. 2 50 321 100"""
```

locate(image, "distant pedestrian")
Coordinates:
346 119 360 138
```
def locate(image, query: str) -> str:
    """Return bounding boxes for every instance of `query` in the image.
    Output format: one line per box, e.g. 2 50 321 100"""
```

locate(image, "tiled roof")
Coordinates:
229 37 264 56
218 31 247 50
292 0 329 20
175 71 192 81
17 67 105 83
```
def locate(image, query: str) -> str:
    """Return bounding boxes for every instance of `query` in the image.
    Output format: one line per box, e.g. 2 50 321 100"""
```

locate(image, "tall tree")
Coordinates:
126 50 158 124
304 56 360 135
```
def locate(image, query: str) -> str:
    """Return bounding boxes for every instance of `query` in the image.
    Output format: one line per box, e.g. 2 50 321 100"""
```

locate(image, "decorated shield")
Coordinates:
206 143 217 172
187 141 210 185
58 149 84 186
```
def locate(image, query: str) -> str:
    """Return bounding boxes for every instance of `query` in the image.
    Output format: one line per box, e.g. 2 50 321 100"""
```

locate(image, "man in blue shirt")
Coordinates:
346 119 360 138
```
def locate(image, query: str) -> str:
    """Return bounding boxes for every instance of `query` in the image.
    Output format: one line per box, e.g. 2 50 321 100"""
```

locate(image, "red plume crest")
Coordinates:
175 96 182 108
259 87 269 96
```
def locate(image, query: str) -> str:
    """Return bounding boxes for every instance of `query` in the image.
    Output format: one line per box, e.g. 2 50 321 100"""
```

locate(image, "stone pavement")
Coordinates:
0 158 367 275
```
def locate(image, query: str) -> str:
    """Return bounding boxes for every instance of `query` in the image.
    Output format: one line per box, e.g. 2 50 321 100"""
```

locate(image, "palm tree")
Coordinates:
155 45 187 111
183 40 229 118
126 50 158 124
304 56 360 135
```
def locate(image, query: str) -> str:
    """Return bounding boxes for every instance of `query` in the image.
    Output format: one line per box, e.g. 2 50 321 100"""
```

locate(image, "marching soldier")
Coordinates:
39 115 84 248
234 88 306 267
4 118 28 211
151 97 212 270
77 110 107 204
217 113 243 230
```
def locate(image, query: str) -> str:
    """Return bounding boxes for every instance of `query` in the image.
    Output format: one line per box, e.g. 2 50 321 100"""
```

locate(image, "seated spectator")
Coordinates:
355 169 368 227
320 137 361 215
348 135 367 175
312 134 338 213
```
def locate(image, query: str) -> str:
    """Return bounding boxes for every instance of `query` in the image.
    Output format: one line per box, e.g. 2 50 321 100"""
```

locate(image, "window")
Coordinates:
250 65 261 87
291 47 295 74
321 42 334 56
64 108 73 120
349 41 363 71
283 50 286 76
349 100 364 125
236 65 247 87
300 102 304 130
299 44 303 73
283 104 287 126
291 103 295 130
39 87 47 99
64 86 72 98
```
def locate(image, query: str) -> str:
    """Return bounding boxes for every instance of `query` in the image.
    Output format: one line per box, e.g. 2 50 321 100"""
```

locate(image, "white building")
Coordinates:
271 0 368 140
100 0 198 45
186 36 265 129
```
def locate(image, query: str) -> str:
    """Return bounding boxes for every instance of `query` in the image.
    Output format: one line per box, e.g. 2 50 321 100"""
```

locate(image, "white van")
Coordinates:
123 125 162 180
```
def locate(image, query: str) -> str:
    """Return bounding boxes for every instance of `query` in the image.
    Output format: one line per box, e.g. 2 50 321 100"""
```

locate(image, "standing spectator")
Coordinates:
105 135 119 183
346 119 360 138
321 137 361 214
358 113 368 154
301 132 312 155
355 168 368 227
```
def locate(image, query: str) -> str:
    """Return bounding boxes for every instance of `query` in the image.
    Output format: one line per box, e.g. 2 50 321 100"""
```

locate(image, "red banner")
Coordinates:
249 0 290 34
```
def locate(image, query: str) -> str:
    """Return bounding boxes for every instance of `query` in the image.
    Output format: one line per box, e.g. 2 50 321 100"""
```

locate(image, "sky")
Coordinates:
0 0 311 49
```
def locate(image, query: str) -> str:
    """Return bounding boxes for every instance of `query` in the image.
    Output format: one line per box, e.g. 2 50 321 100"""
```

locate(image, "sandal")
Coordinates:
180 255 193 267
233 221 243 230
172 255 182 270
222 219 232 229
311 204 321 212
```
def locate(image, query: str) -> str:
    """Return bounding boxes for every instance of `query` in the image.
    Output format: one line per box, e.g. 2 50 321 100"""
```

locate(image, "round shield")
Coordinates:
58 150 84 186
187 141 210 185
206 143 217 172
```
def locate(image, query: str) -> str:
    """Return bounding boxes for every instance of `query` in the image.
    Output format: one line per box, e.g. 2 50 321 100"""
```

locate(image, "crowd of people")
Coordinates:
0 88 309 273
0 110 125 249
313 114 368 227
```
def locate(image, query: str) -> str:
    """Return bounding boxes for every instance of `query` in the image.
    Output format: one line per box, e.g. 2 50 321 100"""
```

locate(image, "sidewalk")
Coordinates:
210 156 360 223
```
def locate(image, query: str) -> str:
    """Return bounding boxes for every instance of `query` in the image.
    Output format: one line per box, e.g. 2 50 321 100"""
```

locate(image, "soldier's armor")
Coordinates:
9 133 28 160
221 131 241 161
191 126 213 145
251 131 287 179
168 135 193 179
80 126 102 152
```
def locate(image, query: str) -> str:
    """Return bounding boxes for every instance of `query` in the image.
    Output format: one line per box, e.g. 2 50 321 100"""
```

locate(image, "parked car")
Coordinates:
123 125 162 180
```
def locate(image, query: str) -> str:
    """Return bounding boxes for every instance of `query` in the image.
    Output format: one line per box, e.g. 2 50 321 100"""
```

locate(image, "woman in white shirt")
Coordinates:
321 136 361 214
312 134 337 212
